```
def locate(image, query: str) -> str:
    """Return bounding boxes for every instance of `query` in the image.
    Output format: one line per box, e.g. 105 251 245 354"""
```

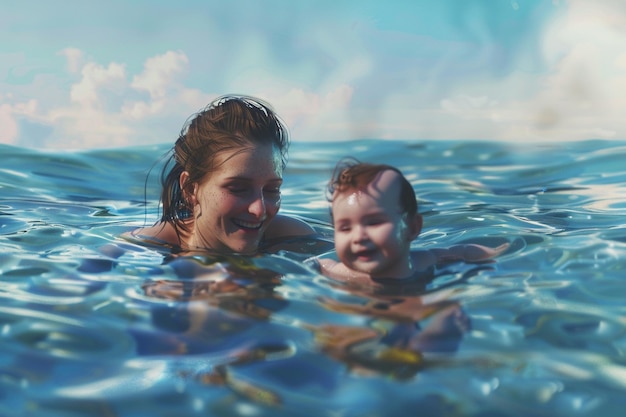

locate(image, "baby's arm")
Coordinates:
430 243 509 264
318 258 343 280
317 258 373 284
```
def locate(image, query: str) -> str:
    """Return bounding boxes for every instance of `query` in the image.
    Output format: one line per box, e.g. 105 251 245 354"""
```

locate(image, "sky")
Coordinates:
1 0 626 149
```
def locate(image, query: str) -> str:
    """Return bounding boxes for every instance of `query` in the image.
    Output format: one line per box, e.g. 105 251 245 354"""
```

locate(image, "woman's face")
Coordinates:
187 142 283 254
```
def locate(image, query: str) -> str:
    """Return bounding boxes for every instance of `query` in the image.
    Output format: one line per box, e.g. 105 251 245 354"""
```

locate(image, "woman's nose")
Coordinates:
248 193 266 218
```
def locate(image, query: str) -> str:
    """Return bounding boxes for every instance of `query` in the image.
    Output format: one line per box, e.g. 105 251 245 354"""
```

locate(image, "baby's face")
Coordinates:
331 170 414 279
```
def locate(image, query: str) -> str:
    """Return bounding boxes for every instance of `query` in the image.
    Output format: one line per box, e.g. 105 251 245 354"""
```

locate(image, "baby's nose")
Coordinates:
353 225 369 241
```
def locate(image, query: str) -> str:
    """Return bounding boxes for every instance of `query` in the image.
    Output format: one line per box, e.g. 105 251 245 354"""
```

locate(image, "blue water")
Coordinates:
1 139 626 416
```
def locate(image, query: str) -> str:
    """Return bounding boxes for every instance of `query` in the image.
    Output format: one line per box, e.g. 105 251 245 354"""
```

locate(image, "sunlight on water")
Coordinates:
1 139 626 416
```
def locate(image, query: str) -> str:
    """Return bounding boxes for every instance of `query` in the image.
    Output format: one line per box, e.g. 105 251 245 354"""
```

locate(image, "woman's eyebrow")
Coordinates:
223 176 283 182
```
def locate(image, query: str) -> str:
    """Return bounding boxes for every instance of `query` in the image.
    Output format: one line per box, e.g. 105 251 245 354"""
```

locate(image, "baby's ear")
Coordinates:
407 213 423 240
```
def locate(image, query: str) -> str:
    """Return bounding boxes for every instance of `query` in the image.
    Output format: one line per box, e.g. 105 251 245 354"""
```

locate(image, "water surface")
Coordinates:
1 139 626 416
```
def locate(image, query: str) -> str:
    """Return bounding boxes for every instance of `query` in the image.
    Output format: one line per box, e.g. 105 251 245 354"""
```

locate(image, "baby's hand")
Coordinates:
463 242 510 262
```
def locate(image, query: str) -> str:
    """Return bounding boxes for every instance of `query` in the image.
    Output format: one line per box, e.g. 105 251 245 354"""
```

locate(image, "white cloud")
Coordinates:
268 84 354 141
70 61 126 108
440 95 499 118
0 97 39 146
0 104 19 145
122 51 199 121
58 48 84 74
120 100 164 120
9 49 212 149
130 50 189 100
513 0 626 140
5 1 626 149
47 106 133 149
0 50 199 149
390 0 626 143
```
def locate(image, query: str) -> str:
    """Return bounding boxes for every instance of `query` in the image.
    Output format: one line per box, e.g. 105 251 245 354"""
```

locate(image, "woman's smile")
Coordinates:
189 142 283 253
232 218 265 230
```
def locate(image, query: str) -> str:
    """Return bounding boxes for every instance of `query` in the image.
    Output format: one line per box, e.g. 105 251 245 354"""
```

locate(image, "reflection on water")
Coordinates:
1 139 626 416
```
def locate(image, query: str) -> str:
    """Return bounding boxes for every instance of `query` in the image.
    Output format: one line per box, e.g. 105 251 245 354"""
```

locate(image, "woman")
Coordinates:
129 95 316 255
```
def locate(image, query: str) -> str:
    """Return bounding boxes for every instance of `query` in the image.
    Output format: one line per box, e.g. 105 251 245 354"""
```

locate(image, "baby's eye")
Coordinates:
264 186 281 195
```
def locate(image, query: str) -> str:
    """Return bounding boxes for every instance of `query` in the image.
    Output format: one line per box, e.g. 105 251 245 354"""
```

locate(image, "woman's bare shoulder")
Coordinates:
265 214 316 239
123 221 181 246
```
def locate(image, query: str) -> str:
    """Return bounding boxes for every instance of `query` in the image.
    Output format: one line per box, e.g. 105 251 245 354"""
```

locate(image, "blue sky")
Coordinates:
2 0 625 149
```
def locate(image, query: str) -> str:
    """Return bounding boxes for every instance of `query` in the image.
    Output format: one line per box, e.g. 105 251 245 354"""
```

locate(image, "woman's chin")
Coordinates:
229 239 262 256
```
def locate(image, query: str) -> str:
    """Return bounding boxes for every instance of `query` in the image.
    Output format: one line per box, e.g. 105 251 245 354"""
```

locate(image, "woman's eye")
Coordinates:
227 185 248 194
264 187 281 195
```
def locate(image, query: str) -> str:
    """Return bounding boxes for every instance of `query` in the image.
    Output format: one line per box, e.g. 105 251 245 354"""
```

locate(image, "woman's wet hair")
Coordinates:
159 95 290 240
327 158 417 218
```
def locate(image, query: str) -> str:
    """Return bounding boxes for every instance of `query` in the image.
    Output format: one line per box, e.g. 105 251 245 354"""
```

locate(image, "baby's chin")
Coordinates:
347 262 381 278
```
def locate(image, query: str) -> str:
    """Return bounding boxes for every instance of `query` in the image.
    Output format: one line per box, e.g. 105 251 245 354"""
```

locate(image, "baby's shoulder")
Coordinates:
410 249 438 270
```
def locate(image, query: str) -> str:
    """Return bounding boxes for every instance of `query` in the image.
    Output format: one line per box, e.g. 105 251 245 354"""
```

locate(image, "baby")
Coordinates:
318 159 509 284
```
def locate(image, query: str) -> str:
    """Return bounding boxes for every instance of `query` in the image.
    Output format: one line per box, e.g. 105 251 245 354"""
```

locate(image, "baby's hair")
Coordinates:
327 158 417 217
